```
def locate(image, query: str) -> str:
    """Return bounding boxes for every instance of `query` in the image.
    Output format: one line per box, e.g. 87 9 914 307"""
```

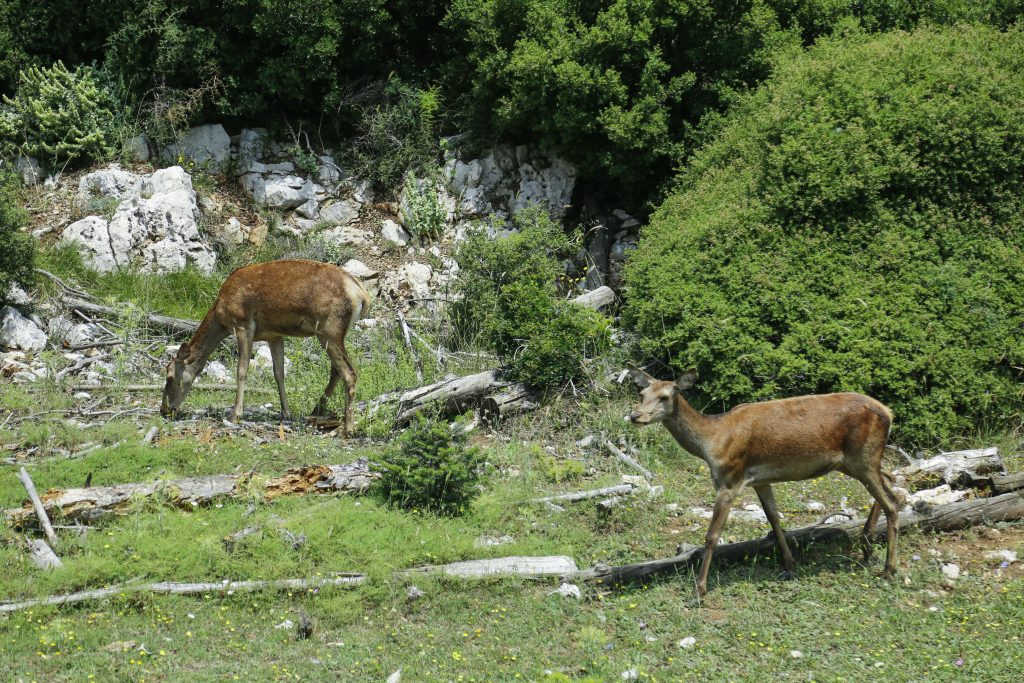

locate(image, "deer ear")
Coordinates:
675 368 697 391
175 345 190 360
626 365 654 389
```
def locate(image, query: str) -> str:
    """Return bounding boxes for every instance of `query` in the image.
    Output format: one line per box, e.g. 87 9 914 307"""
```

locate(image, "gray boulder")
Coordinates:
0 306 47 353
320 199 360 226
160 124 231 170
77 166 141 203
381 219 411 247
127 134 152 162
251 175 317 210
236 128 269 175
15 156 42 186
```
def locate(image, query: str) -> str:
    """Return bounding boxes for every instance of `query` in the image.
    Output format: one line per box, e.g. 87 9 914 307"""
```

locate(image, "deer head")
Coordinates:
626 366 697 425
161 345 199 417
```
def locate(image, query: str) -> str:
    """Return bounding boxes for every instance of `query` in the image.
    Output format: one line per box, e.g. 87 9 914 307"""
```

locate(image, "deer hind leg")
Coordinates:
312 335 341 418
754 484 795 576
269 337 290 421
317 334 358 435
230 324 254 423
695 484 741 598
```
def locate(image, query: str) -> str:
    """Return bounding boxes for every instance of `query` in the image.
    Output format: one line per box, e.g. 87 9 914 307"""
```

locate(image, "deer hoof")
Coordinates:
778 570 796 582
881 567 898 580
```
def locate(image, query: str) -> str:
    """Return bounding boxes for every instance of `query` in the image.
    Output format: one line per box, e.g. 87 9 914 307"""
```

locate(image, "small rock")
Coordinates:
678 636 697 649
473 534 515 548
342 259 378 279
381 219 411 246
320 199 360 226
273 619 294 630
982 549 1017 564
789 650 804 658
940 563 960 580
803 501 826 512
550 583 581 599
5 283 33 307
15 156 42 185
576 435 595 448
980 527 1002 540
203 361 232 383
386 670 402 683
621 668 638 680
407 585 425 601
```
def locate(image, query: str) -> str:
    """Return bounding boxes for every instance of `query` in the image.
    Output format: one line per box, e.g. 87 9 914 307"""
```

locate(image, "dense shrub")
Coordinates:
623 25 1024 447
444 0 1024 204
350 81 443 192
0 170 34 305
373 414 485 515
1 61 116 166
450 209 611 388
399 170 448 241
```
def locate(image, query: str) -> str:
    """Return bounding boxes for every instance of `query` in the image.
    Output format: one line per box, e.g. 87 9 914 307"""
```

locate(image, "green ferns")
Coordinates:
1 61 115 166
624 25 1024 447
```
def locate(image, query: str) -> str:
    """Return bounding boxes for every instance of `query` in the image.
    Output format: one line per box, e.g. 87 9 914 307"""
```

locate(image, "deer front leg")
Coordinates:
230 325 253 423
269 338 290 421
695 485 740 598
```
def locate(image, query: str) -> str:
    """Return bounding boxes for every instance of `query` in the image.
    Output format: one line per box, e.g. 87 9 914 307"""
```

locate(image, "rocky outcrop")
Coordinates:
77 166 141 203
160 124 232 170
445 144 576 220
60 166 216 275
0 306 47 353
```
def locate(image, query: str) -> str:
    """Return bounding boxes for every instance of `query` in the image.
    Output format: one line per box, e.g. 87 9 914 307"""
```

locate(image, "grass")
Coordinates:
4 251 1024 681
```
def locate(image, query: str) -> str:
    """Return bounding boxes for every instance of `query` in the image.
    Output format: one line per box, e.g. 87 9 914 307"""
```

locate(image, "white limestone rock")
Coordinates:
0 306 47 353
381 219 411 246
319 199 360 226
77 166 141 203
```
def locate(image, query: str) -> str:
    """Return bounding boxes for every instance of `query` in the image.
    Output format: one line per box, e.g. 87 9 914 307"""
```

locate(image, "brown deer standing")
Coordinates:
161 259 371 434
627 367 900 598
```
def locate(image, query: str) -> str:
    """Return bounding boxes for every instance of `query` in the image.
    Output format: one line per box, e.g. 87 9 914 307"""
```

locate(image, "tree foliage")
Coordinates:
623 25 1024 447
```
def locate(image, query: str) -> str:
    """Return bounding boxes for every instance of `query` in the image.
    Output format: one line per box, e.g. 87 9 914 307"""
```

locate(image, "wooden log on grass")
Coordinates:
478 384 541 425
394 369 509 425
954 471 1024 495
531 483 636 504
895 447 1005 487
571 286 616 311
0 575 364 614
605 440 653 479
402 555 578 579
17 467 59 546
570 490 1024 584
6 460 378 527
61 296 199 335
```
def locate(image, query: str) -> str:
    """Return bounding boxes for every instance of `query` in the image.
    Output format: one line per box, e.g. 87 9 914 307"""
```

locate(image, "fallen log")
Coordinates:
18 467 59 546
478 385 541 425
571 286 616 311
394 369 508 425
571 490 1024 584
605 441 653 479
954 471 1024 495
61 296 198 335
6 459 377 527
0 575 364 614
896 447 1005 487
403 555 578 579
531 483 636 504
68 383 275 395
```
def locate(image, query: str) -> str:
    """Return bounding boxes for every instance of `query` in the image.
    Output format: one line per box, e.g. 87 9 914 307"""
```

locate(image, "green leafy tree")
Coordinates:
624 25 1024 447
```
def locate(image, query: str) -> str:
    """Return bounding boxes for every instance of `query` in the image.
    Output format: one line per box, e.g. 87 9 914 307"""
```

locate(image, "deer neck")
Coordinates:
185 312 228 375
663 394 715 462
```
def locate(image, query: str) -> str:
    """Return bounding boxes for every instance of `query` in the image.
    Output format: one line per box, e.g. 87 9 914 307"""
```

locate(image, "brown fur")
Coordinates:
627 367 899 598
161 260 371 434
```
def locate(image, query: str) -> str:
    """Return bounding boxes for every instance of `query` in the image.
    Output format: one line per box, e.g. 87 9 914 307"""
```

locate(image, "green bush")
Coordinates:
0 170 34 305
373 414 485 516
400 169 447 242
1 61 116 166
350 80 443 192
450 209 611 388
623 25 1024 447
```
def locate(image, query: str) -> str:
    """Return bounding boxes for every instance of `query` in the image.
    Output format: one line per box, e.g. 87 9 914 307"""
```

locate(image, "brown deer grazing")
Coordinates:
627 366 899 598
161 259 371 434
